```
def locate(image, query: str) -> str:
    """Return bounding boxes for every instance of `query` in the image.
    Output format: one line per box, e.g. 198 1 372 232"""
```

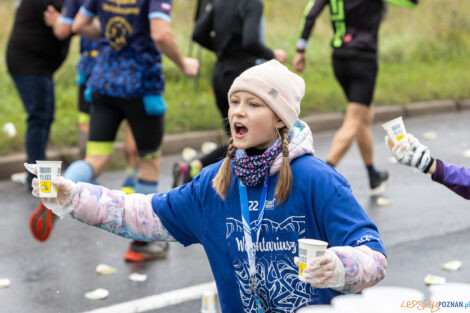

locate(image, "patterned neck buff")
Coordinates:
233 139 282 187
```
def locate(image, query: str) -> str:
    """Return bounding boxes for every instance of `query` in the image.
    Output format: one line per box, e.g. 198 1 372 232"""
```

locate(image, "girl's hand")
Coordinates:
296 249 345 289
32 177 79 218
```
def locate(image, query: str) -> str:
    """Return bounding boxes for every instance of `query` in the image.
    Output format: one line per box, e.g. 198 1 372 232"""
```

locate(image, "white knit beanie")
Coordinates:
228 59 305 129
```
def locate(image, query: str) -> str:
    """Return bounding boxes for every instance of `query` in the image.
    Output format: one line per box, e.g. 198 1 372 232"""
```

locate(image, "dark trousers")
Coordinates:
12 74 55 182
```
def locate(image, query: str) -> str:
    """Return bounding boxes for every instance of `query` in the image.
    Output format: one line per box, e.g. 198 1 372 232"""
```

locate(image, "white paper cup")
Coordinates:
200 289 217 313
298 238 328 282
382 117 408 146
36 160 62 198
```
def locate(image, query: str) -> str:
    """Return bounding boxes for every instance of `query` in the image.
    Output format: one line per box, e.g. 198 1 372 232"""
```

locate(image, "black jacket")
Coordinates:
192 0 274 61
297 0 417 58
6 0 70 75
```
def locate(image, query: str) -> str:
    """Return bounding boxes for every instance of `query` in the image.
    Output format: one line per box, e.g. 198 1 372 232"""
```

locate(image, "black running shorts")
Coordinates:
88 94 164 157
332 56 378 106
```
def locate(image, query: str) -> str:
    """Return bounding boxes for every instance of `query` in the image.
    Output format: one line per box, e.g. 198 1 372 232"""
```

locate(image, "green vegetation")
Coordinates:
0 0 469 155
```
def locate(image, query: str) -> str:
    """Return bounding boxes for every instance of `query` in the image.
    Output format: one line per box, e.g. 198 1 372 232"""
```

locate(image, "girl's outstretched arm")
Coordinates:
33 177 174 242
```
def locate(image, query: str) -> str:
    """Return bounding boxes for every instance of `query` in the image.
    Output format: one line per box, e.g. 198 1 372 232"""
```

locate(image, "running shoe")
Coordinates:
370 170 390 196
172 162 189 188
121 173 136 195
124 241 170 262
30 202 57 242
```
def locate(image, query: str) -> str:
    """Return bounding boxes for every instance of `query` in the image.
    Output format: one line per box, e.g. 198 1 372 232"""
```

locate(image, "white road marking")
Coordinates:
81 281 216 313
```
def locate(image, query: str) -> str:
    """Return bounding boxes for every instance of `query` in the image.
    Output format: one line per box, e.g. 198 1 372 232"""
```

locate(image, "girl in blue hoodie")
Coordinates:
31 60 387 312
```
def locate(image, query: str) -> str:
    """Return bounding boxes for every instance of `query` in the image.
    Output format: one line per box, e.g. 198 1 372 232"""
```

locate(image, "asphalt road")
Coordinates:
1 111 470 313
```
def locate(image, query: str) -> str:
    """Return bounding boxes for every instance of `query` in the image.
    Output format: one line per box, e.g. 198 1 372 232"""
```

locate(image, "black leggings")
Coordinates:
332 56 378 106
88 94 164 157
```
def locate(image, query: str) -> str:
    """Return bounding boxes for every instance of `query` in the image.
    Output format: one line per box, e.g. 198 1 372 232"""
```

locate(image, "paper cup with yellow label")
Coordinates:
36 161 62 198
382 116 409 147
298 239 328 282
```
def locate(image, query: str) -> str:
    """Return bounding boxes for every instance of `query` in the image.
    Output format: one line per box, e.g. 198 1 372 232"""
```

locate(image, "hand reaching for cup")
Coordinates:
32 177 78 218
295 249 345 289
385 133 435 173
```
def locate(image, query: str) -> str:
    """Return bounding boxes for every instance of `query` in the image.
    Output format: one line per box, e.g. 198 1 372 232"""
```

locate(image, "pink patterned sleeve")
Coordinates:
329 245 387 294
70 182 175 242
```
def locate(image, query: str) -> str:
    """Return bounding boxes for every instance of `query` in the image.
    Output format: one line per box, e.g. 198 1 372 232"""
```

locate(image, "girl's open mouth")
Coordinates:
234 122 248 138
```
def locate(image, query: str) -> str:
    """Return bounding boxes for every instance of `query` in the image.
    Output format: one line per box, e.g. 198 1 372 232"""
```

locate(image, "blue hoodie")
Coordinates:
152 122 386 312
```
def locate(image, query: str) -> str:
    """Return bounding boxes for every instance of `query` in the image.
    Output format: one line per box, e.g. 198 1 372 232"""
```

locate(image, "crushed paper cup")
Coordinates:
425 274 446 286
2 122 17 137
129 273 147 282
84 288 109 300
182 147 197 161
201 141 218 154
441 260 462 271
423 131 437 141
0 278 11 288
376 197 392 206
96 264 116 275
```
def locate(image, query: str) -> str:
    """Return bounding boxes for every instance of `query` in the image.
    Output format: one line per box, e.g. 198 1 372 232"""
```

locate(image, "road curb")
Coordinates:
1 98 469 181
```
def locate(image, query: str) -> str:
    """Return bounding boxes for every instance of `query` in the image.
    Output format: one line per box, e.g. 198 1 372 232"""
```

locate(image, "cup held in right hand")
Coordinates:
382 116 409 148
298 238 329 282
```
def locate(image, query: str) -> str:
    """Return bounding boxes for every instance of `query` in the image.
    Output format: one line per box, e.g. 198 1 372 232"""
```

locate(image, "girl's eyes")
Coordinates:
229 100 262 107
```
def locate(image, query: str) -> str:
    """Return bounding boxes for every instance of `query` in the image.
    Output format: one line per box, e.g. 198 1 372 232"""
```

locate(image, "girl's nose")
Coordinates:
233 102 247 117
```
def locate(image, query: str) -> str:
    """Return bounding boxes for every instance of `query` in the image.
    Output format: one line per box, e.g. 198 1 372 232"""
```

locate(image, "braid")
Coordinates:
275 127 292 204
213 138 236 199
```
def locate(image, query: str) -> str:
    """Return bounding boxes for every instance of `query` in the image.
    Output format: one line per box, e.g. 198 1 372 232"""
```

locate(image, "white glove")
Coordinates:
32 176 78 218
385 133 434 173
295 249 346 289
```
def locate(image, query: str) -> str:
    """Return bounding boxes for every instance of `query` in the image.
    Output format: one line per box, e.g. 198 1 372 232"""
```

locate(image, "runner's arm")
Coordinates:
150 18 199 77
71 10 101 40
192 7 214 51
240 0 274 60
296 0 328 52
44 5 72 40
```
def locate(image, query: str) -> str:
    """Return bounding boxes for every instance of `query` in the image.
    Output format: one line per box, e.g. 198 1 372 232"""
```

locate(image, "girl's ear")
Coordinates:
275 118 286 129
